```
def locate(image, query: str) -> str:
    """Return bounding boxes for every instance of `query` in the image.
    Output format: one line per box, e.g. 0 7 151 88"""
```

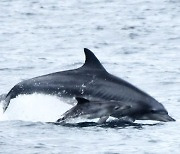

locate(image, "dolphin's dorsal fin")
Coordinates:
76 97 90 104
82 48 106 71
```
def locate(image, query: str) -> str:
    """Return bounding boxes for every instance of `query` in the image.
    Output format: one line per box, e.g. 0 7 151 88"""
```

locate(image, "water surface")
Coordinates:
0 0 180 153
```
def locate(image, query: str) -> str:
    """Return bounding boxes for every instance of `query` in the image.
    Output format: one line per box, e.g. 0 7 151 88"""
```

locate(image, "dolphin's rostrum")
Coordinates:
2 48 175 122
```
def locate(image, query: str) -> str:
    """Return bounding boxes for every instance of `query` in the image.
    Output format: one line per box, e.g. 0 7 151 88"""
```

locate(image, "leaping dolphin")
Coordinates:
2 48 175 122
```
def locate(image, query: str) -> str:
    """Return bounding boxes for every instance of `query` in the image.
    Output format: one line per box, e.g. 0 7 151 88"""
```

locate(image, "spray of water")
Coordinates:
0 94 72 122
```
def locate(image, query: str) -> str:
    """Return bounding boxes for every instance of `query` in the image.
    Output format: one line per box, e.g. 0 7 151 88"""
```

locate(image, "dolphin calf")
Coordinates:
2 48 175 122
57 97 131 123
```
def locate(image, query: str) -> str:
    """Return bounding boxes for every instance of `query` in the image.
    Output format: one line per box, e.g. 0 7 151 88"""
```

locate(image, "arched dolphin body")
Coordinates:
2 48 175 122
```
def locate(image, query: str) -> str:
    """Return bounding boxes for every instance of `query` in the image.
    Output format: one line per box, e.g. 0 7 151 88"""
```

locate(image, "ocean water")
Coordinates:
0 0 180 153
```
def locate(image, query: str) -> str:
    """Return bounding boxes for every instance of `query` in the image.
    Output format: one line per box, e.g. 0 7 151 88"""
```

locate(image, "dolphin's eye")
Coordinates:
150 109 156 113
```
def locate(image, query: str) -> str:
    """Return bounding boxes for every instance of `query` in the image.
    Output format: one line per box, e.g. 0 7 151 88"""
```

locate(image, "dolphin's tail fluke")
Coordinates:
0 94 10 113
0 94 6 102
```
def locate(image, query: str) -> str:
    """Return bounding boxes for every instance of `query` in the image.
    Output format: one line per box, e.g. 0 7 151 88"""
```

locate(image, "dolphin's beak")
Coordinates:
151 113 175 122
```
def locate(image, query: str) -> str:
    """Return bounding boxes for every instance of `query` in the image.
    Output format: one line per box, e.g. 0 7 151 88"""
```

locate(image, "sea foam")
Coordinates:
0 94 72 122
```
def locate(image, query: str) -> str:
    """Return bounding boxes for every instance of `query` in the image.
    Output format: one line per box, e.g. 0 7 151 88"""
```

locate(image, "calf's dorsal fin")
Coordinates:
76 97 90 104
82 48 106 71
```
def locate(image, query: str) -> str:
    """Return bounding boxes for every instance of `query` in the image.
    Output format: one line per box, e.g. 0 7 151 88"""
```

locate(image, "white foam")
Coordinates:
0 94 72 122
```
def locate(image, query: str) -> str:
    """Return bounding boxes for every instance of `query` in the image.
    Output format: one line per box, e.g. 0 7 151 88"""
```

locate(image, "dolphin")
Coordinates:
57 97 132 123
2 48 175 122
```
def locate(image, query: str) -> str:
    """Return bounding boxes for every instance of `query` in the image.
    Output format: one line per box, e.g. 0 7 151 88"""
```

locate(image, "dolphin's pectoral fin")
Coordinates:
98 116 109 124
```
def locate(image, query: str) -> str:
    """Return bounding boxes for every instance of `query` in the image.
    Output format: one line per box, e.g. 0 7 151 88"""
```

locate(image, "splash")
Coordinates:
0 94 72 122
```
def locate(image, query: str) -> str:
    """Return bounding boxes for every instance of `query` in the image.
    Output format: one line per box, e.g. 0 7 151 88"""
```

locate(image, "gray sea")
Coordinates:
0 0 180 153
